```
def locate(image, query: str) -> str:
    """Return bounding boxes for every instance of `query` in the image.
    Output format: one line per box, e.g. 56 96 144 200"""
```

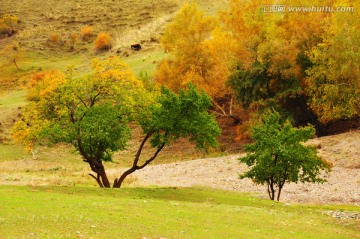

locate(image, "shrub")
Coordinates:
94 32 112 51
81 25 93 40
68 33 78 51
0 41 24 70
0 14 19 38
47 33 62 46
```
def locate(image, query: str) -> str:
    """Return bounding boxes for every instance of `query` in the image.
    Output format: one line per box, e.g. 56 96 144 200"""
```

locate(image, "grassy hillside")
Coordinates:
0 0 228 91
0 186 359 239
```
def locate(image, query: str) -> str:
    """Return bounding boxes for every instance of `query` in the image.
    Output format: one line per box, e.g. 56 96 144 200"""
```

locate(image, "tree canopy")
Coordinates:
223 0 358 134
114 84 221 187
13 57 150 187
305 5 360 123
158 0 359 136
239 111 332 201
156 3 235 118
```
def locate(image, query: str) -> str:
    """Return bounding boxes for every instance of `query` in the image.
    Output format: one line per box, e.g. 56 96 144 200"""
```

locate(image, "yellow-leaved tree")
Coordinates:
305 1 360 123
157 3 236 120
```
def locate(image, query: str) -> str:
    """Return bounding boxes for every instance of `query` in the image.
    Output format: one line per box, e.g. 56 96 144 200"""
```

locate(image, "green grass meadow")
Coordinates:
0 186 359 239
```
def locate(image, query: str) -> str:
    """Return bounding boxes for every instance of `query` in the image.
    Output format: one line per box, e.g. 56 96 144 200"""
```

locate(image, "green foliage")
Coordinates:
41 104 131 163
13 57 147 187
142 84 220 151
228 63 300 111
239 111 332 201
113 84 221 188
13 58 219 188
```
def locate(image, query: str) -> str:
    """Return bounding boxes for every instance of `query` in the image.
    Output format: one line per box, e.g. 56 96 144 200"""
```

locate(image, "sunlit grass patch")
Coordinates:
0 186 359 239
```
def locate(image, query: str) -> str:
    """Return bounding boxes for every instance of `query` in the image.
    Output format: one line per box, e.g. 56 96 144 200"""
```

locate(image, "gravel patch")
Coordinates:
116 153 360 205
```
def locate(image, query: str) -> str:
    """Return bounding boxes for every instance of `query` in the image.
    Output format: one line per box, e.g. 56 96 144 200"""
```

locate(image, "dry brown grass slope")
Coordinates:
0 0 227 51
0 0 179 50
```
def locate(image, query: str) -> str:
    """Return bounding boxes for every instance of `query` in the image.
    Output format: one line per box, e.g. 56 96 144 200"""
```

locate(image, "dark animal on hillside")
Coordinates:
131 44 141 51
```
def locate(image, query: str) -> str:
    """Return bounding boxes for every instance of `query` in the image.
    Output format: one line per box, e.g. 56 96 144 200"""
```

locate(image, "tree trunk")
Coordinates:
100 170 111 188
89 173 104 188
13 59 19 70
113 130 165 188
267 181 275 200
113 168 136 188
86 158 111 188
277 186 283 202
211 99 241 124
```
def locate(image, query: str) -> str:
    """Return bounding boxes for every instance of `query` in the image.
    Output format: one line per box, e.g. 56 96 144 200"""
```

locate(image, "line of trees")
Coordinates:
156 0 360 135
11 0 353 199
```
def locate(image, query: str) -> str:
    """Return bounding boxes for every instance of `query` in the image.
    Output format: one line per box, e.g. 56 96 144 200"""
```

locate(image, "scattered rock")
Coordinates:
326 211 360 220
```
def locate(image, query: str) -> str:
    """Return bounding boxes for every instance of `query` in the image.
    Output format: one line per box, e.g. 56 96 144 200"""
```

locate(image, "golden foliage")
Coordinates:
94 32 112 51
157 3 230 99
47 33 62 46
26 70 66 101
81 25 94 40
0 14 19 38
305 2 360 123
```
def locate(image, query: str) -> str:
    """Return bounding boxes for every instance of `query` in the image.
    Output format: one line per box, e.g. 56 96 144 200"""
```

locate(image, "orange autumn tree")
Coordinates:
157 3 236 119
223 0 332 134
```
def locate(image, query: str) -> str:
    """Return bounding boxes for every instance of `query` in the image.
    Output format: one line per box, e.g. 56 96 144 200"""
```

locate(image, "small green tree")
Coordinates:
239 112 332 201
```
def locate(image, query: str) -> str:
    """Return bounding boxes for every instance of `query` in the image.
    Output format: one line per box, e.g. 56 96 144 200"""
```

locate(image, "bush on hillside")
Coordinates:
81 25 94 41
94 32 112 51
47 33 63 47
0 14 19 38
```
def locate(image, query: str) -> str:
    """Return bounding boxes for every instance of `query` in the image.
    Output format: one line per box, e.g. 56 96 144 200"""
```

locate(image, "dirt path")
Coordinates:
125 131 360 204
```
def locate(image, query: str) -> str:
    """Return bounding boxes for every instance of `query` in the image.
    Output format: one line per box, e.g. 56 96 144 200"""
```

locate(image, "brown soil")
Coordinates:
117 130 360 204
0 0 179 50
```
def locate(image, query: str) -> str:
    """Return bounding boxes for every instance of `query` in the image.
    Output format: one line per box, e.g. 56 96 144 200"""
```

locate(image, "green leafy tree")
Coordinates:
113 84 221 187
13 57 148 188
13 57 220 188
239 112 332 201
